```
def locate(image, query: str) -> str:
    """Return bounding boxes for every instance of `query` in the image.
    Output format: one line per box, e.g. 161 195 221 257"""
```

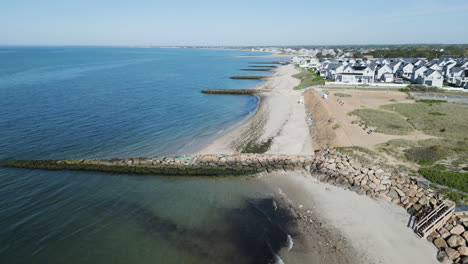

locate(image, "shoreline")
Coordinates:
195 64 313 155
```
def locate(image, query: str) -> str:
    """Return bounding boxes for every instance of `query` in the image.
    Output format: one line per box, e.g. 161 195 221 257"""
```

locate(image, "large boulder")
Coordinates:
446 247 461 261
387 189 400 199
434 237 448 249
439 228 451 239
447 234 466 248
436 250 448 262
451 225 466 235
463 231 468 241
459 246 468 256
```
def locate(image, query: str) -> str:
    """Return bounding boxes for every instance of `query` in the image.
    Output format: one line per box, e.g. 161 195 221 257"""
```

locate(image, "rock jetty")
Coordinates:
2 150 467 263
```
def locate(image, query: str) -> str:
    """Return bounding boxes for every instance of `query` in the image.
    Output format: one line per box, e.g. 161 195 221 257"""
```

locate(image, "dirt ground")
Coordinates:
303 88 434 150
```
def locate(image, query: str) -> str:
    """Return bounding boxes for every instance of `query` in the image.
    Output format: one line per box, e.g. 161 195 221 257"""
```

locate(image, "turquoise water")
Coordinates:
0 47 292 263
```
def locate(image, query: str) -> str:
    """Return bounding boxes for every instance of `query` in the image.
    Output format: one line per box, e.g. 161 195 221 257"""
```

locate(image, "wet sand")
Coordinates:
261 172 439 264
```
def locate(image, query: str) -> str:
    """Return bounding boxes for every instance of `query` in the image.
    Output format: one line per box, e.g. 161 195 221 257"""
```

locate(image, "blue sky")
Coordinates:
1 0 467 46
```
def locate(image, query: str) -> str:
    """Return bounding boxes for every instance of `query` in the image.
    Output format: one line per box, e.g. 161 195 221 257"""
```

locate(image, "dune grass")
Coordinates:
380 102 468 140
292 68 325 90
349 109 414 135
334 93 352 97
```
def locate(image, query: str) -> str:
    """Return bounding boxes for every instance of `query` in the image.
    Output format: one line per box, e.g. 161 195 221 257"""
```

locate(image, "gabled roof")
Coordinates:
425 69 442 77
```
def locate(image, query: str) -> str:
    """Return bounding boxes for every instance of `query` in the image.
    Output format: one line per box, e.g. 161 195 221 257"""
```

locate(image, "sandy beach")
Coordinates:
195 65 441 263
261 172 439 264
197 64 313 155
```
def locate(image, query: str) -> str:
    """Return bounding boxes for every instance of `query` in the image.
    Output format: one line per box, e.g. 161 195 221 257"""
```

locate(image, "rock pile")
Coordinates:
428 216 468 263
310 149 468 263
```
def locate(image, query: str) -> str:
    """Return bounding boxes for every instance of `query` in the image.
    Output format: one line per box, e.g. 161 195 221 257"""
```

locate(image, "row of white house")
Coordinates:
292 56 468 89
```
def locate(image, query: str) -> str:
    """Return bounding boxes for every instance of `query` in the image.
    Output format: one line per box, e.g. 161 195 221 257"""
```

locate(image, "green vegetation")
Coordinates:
405 145 446 166
380 102 468 139
373 101 468 195
292 68 325 89
334 93 352 97
353 45 468 60
201 89 265 95
332 124 341 130
0 160 262 176
349 109 414 135
241 137 273 154
420 168 468 193
430 184 468 204
428 112 445 116
417 99 447 104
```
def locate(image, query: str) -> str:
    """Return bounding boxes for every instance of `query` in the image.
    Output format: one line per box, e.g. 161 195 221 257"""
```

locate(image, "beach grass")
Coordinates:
380 102 468 139
334 93 352 97
292 68 325 90
348 109 414 135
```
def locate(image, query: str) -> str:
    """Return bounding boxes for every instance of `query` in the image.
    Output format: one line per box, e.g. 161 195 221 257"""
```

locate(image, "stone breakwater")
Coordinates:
0 154 315 176
2 150 467 263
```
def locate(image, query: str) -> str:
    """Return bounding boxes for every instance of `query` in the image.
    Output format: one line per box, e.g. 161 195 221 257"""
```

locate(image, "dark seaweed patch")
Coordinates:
95 198 298 264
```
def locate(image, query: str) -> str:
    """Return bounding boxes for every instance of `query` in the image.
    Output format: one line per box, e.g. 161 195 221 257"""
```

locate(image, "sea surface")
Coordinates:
0 47 292 263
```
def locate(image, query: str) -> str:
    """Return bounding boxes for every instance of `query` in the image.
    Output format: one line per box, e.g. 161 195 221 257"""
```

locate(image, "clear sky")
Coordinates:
1 0 467 46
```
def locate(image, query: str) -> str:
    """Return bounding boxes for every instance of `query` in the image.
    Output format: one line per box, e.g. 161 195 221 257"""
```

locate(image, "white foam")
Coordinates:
271 254 285 264
286 234 294 251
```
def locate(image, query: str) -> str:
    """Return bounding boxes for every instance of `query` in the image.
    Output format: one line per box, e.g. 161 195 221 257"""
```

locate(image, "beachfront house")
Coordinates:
376 64 393 80
447 67 465 85
381 72 394 83
335 65 375 84
456 69 468 88
398 63 414 78
389 61 402 74
411 65 428 82
420 70 443 87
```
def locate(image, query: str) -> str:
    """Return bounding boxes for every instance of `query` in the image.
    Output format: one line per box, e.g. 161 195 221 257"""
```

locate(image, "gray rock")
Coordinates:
436 250 448 262
375 169 384 178
394 188 406 197
388 189 400 199
419 196 429 205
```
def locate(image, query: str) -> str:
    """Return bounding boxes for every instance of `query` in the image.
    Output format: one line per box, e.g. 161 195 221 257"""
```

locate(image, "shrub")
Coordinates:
419 168 468 193
334 93 352 97
417 99 447 103
428 112 445 116
405 145 445 166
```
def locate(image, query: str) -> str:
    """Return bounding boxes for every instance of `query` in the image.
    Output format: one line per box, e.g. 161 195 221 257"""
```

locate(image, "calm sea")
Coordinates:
0 47 292 263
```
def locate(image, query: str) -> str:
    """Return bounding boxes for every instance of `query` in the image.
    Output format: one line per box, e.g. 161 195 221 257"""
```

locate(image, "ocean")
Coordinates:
0 47 292 263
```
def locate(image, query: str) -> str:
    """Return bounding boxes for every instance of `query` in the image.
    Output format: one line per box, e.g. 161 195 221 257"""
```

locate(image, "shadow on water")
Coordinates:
96 197 299 264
